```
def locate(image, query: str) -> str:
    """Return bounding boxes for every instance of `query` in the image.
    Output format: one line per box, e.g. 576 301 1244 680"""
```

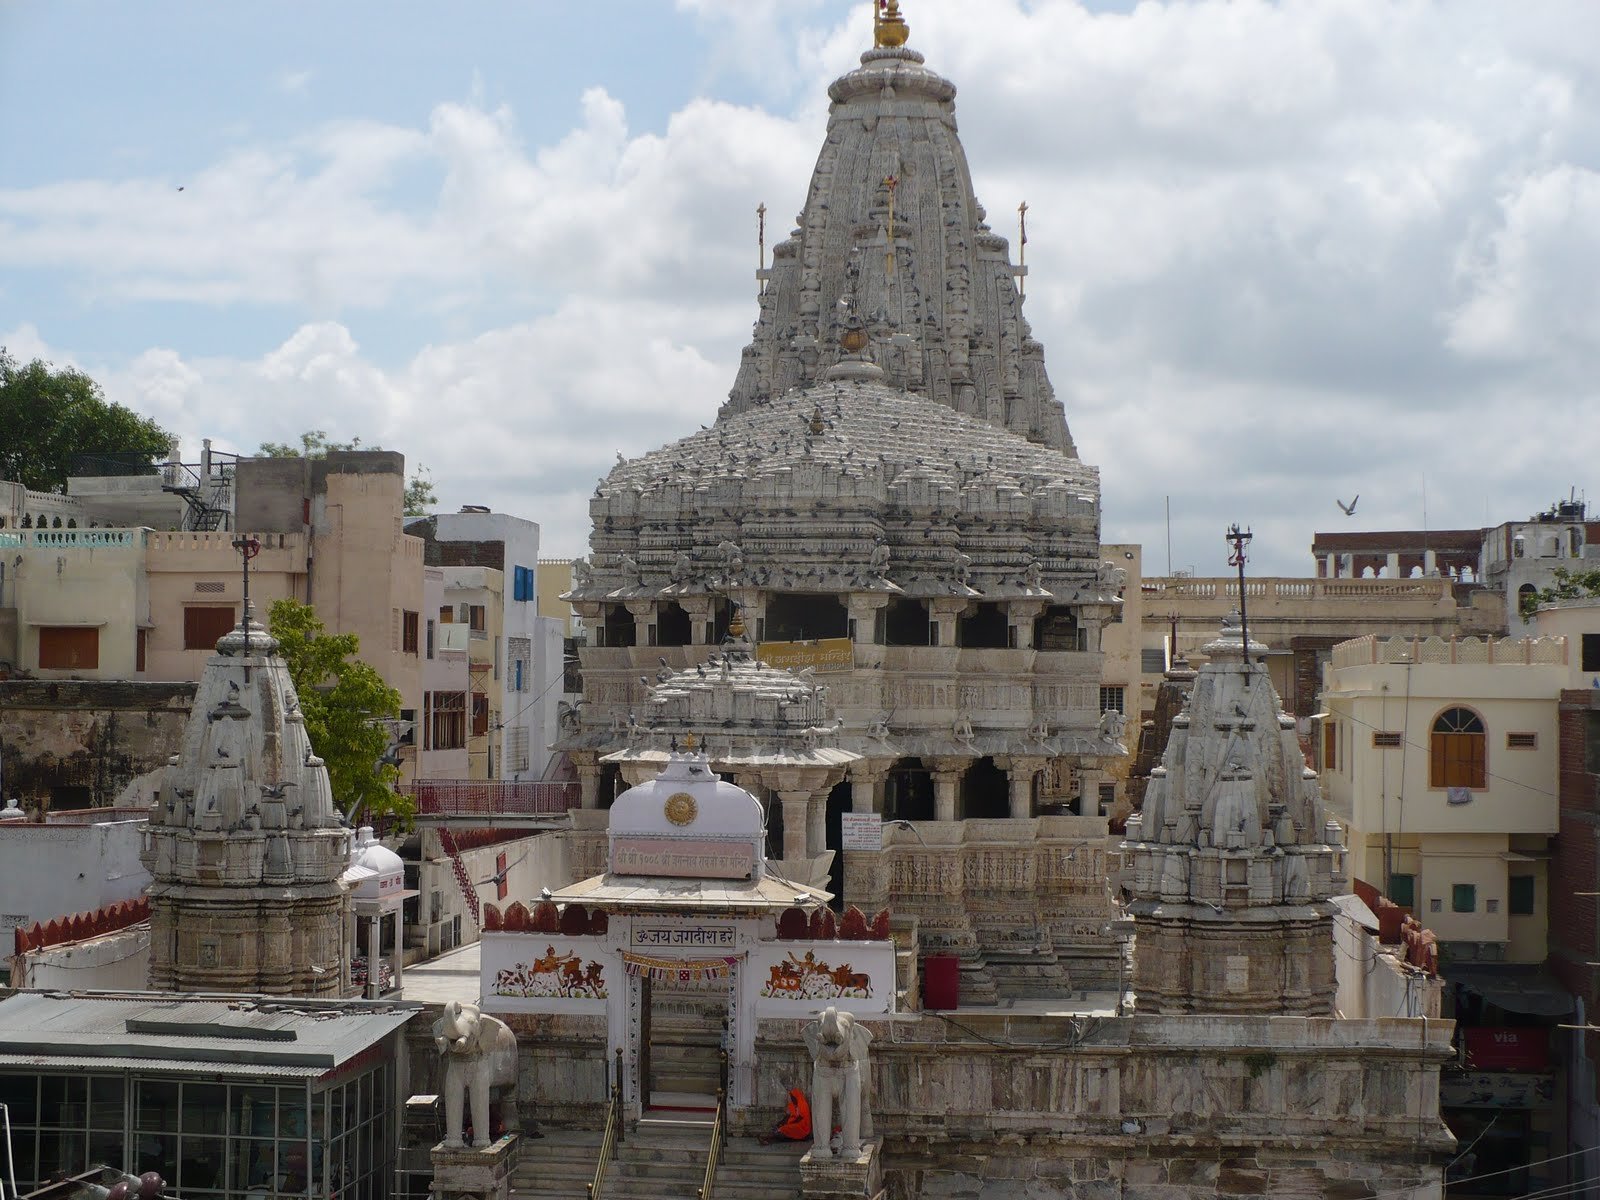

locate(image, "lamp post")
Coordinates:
1225 524 1254 672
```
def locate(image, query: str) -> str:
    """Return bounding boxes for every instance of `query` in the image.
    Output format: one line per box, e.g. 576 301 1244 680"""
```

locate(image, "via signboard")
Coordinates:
756 637 854 672
840 812 884 852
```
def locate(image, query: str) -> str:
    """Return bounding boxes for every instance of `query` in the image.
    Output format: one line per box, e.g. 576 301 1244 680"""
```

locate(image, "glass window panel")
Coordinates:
233 1086 275 1138
9 1134 37 1193
38 1128 85 1182
179 1135 225 1190
136 1079 179 1131
133 1132 177 1181
280 1137 311 1194
233 1138 276 1191
279 1092 308 1139
329 1085 346 1139
0 1074 38 1124
89 1076 125 1130
40 1076 86 1127
88 1130 124 1173
179 1082 227 1136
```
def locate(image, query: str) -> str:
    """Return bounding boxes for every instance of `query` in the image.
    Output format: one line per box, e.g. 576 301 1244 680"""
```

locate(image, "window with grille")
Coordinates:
1430 708 1486 789
1098 686 1125 714
183 605 237 651
402 610 419 654
428 691 466 750
1373 731 1403 748
1507 732 1537 750
506 726 530 772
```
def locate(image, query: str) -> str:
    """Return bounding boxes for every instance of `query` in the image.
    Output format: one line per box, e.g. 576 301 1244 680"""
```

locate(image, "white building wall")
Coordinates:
0 818 151 937
532 615 565 779
12 923 150 990
413 830 570 957
430 511 542 781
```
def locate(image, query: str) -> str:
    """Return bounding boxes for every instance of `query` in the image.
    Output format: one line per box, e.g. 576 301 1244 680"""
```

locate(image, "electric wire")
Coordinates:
1364 1146 1595 1199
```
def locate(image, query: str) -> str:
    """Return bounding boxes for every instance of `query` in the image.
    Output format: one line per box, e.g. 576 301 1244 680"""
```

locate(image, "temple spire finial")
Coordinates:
873 0 910 48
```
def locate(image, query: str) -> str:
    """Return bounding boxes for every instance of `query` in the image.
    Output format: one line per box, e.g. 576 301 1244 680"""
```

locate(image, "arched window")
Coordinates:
1430 707 1486 789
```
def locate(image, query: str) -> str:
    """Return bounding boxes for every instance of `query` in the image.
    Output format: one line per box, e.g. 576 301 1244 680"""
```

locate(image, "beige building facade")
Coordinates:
1319 633 1565 963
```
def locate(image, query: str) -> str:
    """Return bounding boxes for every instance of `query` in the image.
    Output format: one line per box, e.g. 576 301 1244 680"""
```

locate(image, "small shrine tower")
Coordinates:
143 608 352 995
1121 614 1345 1014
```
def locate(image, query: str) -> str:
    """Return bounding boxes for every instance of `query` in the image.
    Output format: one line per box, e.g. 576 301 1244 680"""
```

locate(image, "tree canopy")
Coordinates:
267 597 413 826
0 349 171 493
1520 566 1600 618
257 429 437 516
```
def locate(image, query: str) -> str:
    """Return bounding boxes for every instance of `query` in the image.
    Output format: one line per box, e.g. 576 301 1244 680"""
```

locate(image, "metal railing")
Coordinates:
696 1054 729 1200
412 779 581 819
589 1048 625 1200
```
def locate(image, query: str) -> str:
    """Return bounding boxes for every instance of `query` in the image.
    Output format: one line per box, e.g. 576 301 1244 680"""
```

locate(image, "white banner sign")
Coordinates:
840 812 883 852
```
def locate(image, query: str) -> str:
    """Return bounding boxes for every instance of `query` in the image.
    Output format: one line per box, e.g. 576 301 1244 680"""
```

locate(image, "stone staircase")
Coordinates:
508 1122 806 1199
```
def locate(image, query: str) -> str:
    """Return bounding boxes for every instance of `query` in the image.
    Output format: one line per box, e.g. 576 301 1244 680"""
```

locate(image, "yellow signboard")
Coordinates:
757 637 854 673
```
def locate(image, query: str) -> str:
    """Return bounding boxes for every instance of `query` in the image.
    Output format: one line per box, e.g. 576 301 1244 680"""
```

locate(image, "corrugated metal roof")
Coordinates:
0 992 421 1072
0 1054 323 1079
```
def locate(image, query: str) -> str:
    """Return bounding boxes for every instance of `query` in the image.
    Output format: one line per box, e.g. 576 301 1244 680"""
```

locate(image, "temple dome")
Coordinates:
609 751 764 843
349 825 405 900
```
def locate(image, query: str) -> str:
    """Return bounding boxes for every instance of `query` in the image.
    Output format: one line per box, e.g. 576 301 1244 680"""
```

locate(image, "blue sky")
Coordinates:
3 0 1599 571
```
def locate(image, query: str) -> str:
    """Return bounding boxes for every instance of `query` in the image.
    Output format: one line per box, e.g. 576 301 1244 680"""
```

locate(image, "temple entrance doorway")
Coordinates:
637 969 731 1114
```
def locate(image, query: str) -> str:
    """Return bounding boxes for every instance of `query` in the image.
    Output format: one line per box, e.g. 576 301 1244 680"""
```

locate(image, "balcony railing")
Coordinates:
413 779 581 821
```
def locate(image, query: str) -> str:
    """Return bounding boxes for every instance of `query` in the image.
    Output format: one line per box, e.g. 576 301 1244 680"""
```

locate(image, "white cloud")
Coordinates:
5 0 1600 572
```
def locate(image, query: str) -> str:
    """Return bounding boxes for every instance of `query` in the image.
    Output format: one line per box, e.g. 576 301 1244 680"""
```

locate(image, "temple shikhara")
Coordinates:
559 0 1129 1006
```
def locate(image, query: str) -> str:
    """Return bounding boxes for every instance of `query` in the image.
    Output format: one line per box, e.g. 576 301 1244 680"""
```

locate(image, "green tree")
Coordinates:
1521 566 1600 618
257 429 436 517
404 465 437 516
266 597 413 826
0 349 171 492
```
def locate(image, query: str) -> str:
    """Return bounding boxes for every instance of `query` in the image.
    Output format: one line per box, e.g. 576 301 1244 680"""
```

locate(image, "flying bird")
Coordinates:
1336 495 1359 516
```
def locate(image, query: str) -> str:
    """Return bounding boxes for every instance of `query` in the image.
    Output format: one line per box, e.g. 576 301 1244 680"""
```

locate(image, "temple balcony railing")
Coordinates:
411 779 581 827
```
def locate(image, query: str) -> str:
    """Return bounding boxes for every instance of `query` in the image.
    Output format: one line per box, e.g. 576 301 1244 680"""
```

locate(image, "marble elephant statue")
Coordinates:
433 999 519 1148
802 1006 874 1158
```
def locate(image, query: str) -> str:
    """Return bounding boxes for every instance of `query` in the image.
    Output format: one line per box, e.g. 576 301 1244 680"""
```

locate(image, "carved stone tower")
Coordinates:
1121 615 1344 1014
144 610 351 995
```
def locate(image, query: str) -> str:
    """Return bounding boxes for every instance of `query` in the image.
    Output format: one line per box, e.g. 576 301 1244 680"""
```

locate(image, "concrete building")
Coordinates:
1319 632 1565 963
0 802 151 950
1134 570 1504 721
417 565 470 780
409 511 564 781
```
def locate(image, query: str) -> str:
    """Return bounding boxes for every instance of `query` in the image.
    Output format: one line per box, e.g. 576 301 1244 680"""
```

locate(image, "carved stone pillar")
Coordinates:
779 791 811 861
931 759 966 823
846 595 889 646
848 763 888 814
807 793 828 857
928 598 966 649
679 596 714 645
1008 600 1046 651
575 758 601 810
1002 756 1045 820
624 599 656 647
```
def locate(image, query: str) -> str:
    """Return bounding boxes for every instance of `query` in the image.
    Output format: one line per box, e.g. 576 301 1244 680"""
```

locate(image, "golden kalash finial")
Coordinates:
728 608 747 639
873 0 910 47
